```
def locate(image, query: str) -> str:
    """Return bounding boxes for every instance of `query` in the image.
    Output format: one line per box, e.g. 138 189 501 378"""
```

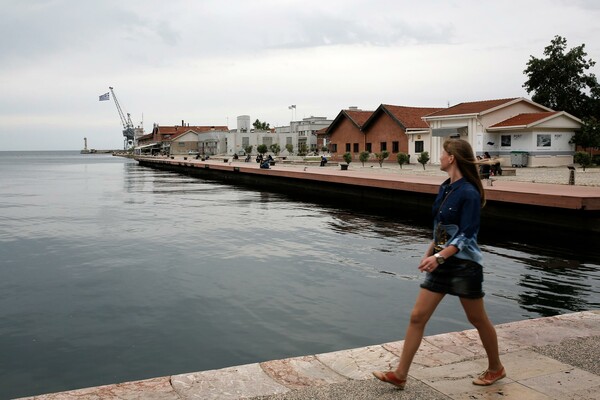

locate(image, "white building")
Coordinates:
418 98 581 167
227 115 333 155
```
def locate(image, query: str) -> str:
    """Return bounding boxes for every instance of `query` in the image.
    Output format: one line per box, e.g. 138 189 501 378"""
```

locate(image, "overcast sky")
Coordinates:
1 0 599 150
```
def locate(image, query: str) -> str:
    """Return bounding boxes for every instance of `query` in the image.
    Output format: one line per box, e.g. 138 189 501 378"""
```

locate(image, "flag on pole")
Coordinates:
99 92 110 101
288 105 296 109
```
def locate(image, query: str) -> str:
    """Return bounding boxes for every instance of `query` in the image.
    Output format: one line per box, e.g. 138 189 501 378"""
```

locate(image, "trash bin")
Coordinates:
510 151 528 167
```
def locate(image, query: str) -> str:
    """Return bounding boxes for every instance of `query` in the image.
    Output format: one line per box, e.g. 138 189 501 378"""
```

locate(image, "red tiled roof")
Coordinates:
344 110 373 127
489 112 560 128
157 125 228 134
381 105 444 129
426 98 519 117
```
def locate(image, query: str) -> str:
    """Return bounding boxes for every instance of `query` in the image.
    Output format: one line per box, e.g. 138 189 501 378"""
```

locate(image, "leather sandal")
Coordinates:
372 371 406 389
472 367 506 386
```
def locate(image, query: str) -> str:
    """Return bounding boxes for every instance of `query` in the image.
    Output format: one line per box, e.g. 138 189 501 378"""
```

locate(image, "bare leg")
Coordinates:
394 289 445 378
459 297 503 371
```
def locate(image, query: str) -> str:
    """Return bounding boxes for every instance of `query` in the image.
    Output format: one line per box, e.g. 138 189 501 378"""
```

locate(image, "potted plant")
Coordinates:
341 152 352 170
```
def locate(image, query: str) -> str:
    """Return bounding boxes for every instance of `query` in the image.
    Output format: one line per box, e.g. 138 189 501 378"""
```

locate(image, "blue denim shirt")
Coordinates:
432 178 483 265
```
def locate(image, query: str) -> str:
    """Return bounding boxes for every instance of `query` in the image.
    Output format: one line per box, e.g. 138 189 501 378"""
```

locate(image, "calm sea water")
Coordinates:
0 151 598 399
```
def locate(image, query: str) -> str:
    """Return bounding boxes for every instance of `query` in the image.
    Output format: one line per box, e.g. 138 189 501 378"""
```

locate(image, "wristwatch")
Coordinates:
434 253 445 264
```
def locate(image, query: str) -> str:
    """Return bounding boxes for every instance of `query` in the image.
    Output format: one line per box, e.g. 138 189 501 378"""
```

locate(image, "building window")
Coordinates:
178 142 185 147
346 143 351 152
286 137 292 145
392 141 399 153
331 143 337 153
366 143 372 153
537 134 551 147
353 143 359 153
242 137 249 147
501 135 511 147
380 142 387 151
415 140 424 153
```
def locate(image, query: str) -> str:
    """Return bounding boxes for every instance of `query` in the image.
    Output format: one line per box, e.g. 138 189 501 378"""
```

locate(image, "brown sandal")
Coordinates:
472 367 506 386
372 371 406 389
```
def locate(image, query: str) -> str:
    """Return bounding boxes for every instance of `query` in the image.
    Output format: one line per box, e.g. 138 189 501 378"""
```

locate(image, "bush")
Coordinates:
321 146 329 152
417 151 430 170
359 151 370 166
244 145 253 155
342 152 352 164
592 154 600 166
574 151 592 171
375 151 389 167
298 143 308 156
269 144 281 155
397 153 409 169
257 144 268 155
285 144 294 154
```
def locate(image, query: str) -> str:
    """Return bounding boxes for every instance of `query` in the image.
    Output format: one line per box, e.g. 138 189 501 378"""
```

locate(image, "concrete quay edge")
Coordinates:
20 310 600 399
135 157 600 211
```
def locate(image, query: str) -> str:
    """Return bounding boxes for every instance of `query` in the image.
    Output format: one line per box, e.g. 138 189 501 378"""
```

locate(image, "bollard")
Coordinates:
568 165 575 185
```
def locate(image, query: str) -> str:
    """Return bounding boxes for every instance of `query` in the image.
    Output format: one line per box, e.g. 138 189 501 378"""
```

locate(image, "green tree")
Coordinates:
417 151 430 170
359 151 370 166
244 145 253 155
298 143 308 156
523 36 600 120
375 151 389 167
570 117 600 155
574 151 593 171
257 144 268 155
343 152 352 164
285 144 294 154
269 143 281 155
397 153 409 169
252 119 271 130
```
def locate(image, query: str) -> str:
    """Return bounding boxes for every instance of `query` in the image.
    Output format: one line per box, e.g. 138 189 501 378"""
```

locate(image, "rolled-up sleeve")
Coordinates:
448 191 480 251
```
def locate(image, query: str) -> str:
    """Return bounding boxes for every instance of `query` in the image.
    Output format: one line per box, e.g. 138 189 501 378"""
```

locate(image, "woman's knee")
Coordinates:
409 308 432 326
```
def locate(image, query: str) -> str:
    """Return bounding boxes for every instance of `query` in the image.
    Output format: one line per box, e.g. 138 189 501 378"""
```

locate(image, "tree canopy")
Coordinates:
252 119 271 130
523 35 600 120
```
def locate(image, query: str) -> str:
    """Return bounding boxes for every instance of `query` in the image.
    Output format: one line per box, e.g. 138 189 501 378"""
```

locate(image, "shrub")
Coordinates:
359 151 370 166
269 144 281 155
397 153 409 169
244 145 253 155
285 144 294 154
343 152 352 164
592 154 600 166
574 151 592 171
375 151 389 167
417 151 430 170
257 144 268 155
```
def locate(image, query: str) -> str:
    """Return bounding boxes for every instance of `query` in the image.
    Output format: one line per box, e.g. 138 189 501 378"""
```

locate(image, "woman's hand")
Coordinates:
418 256 438 273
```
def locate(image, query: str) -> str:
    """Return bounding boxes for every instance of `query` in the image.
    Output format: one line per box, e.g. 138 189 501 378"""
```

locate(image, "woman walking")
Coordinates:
373 139 505 390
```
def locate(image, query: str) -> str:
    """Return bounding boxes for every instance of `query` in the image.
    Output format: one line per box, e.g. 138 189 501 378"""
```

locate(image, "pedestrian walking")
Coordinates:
373 139 505 390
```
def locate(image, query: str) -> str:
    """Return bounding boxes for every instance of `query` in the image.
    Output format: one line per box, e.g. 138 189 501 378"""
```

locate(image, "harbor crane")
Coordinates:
108 87 136 150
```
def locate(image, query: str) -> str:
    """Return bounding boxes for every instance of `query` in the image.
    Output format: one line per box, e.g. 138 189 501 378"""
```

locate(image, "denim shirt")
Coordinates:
432 178 483 265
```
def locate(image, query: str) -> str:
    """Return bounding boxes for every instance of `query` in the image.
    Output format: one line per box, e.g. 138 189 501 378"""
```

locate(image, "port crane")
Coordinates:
108 87 136 150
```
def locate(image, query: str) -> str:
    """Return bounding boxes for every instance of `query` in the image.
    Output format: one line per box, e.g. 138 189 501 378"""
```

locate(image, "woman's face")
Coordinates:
440 149 454 171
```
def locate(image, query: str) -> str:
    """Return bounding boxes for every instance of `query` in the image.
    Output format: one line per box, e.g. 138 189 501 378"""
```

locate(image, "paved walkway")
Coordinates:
21 311 600 399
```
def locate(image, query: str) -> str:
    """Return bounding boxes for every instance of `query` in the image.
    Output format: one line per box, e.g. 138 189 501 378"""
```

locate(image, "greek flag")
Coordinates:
99 92 110 101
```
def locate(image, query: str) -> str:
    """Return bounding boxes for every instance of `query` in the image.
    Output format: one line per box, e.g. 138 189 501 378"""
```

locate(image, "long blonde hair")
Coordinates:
443 139 486 207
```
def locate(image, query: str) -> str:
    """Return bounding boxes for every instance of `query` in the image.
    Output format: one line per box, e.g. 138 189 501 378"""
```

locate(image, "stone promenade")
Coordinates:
21 311 600 399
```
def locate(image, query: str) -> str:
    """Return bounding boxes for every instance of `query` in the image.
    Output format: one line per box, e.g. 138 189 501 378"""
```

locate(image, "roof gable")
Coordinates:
363 104 444 130
425 98 519 118
326 109 374 134
488 111 582 130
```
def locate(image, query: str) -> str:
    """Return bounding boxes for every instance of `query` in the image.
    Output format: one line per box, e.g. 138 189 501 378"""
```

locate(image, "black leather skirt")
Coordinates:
420 258 484 299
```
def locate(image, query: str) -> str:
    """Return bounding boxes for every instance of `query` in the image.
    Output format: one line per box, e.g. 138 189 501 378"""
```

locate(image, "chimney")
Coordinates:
181 119 185 126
